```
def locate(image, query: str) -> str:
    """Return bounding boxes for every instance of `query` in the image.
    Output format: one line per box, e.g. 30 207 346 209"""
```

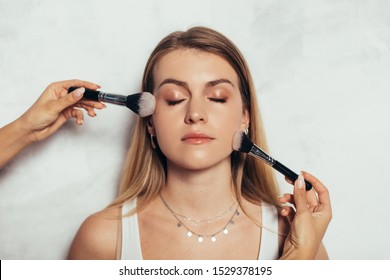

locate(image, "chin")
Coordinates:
169 154 231 172
162 144 232 170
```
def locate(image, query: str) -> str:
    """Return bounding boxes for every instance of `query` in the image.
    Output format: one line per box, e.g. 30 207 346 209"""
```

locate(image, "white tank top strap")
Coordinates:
121 199 143 260
258 203 279 260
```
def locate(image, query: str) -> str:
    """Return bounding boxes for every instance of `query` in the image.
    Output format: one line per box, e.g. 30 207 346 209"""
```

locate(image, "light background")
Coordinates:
1 0 389 259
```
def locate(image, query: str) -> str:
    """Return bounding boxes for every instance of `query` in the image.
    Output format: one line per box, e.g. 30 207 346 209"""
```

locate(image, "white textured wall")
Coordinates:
1 0 389 259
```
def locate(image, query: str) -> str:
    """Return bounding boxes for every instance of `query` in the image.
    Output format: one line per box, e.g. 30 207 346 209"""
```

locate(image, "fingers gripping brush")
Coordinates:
232 131 312 191
68 87 155 117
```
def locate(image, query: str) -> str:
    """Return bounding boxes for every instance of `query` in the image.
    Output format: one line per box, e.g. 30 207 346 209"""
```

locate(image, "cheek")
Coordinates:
152 101 175 127
152 114 171 136
212 102 244 129
151 110 180 150
209 106 245 152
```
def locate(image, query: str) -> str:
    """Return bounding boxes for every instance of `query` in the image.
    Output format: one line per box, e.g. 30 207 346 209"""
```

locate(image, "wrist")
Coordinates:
0 117 36 169
279 247 316 260
13 116 36 144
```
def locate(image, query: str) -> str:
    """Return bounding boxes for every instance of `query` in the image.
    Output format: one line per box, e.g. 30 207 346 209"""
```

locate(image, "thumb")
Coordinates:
51 87 85 113
294 173 309 214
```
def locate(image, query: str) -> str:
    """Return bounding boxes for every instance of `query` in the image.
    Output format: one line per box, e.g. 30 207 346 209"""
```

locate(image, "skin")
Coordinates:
68 50 332 260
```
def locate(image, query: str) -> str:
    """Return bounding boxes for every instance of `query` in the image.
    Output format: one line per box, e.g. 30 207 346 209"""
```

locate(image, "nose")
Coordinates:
184 97 207 124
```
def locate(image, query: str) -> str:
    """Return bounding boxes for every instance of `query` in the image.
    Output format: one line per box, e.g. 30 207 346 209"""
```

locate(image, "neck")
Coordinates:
162 159 236 219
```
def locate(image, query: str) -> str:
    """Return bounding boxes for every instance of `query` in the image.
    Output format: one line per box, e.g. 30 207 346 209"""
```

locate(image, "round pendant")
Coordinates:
223 228 228 234
198 236 204 243
187 231 193 237
211 236 217 242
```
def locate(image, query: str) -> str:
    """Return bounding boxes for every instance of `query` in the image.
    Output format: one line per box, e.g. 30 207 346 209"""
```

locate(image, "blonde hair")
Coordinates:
110 26 280 214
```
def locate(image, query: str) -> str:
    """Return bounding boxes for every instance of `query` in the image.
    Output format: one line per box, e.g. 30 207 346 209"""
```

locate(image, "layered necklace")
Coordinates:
160 194 240 243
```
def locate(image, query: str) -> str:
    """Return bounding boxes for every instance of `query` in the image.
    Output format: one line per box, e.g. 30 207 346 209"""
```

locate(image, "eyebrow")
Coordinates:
157 78 234 92
158 79 190 92
206 79 234 88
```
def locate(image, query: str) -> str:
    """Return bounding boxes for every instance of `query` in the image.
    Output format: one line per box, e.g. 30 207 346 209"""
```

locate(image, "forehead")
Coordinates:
153 49 238 85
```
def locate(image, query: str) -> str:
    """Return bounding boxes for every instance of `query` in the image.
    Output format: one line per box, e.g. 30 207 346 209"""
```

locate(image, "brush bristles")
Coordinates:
232 131 253 153
232 131 243 151
138 92 156 117
126 92 156 117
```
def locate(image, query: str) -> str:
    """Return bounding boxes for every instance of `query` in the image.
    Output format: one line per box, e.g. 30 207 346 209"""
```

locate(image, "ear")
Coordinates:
146 117 155 135
240 108 250 131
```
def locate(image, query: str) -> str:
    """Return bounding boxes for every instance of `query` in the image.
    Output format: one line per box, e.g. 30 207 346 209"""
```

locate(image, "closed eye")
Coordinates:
209 98 227 103
167 99 185 106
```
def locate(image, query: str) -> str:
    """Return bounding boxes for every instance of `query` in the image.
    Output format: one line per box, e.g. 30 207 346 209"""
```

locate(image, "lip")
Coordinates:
181 132 215 145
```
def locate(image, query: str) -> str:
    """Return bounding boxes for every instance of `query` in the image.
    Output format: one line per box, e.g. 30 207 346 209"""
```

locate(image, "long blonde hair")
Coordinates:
110 26 280 214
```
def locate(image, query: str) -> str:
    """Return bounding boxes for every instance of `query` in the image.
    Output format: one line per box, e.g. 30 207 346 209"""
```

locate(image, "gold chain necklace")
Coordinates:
160 194 240 243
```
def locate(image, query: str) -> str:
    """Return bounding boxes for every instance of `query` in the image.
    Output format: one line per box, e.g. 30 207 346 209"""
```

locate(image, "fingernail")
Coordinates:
281 209 286 214
74 87 85 98
297 173 305 189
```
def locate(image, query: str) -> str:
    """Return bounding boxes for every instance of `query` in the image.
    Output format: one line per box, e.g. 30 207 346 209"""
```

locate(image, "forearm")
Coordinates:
0 118 34 169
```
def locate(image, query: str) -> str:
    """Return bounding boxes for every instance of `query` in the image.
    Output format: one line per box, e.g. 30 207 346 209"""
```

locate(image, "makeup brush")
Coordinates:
68 87 155 117
232 131 312 190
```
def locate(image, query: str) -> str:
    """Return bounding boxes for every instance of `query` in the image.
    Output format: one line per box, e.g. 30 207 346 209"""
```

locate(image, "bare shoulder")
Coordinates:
67 206 122 260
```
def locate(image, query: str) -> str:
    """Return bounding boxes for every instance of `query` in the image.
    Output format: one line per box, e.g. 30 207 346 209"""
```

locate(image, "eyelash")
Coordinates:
167 99 185 106
208 98 227 103
166 98 227 106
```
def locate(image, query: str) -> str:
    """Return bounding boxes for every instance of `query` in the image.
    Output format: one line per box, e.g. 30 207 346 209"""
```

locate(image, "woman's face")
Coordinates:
149 49 249 171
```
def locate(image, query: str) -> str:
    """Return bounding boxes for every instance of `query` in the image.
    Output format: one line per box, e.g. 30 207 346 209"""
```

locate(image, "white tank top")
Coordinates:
120 199 279 260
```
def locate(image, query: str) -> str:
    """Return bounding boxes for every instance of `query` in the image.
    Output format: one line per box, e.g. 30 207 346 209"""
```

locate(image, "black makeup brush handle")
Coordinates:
68 87 99 101
272 160 312 190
